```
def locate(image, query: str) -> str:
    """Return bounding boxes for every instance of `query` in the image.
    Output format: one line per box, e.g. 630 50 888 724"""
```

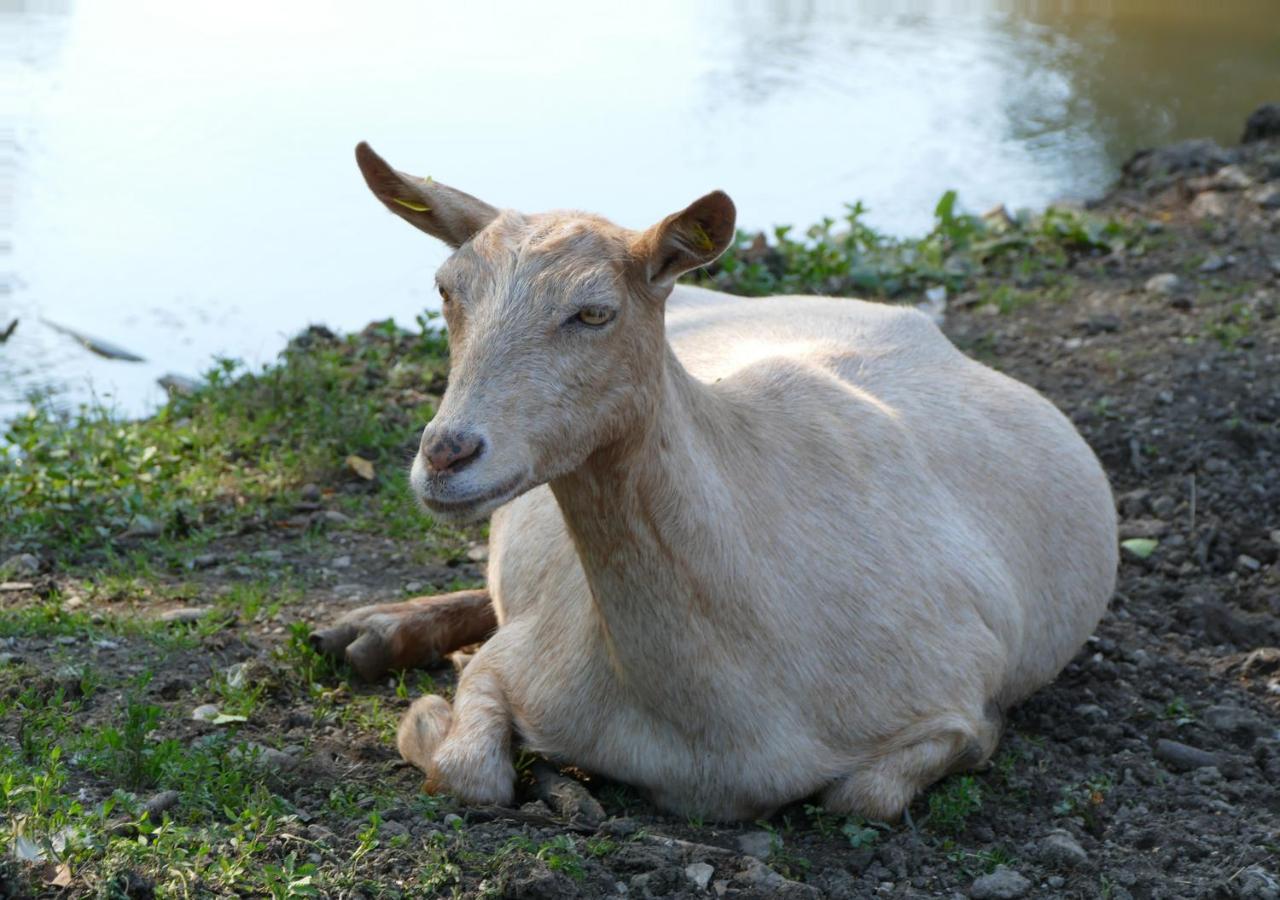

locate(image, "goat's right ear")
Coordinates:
355 142 499 247
632 190 737 291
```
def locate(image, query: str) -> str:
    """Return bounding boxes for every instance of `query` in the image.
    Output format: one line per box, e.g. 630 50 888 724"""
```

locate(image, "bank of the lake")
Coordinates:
1 106 1279 898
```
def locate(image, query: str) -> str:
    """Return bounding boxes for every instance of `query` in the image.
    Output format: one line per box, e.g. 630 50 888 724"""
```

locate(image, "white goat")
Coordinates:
316 143 1117 821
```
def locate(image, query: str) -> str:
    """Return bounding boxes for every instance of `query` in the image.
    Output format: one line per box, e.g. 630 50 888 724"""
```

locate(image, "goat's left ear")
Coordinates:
632 191 737 289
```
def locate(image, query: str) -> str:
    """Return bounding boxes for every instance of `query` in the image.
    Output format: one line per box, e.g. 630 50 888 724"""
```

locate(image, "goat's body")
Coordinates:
473 284 1115 819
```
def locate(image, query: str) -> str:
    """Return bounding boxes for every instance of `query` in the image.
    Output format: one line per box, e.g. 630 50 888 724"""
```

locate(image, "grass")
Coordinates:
0 190 1159 895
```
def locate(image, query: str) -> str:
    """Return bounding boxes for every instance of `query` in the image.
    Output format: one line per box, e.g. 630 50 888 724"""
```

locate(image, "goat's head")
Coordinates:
356 142 736 522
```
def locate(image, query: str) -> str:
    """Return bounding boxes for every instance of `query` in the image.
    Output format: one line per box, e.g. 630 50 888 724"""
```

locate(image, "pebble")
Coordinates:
1211 165 1253 191
1202 705 1269 745
144 790 180 820
125 515 164 538
1237 865 1280 900
253 550 284 564
0 652 21 666
970 865 1031 899
380 819 409 838
2 553 40 576
1254 186 1280 210
1038 830 1089 869
1190 192 1228 219
1119 518 1169 540
300 483 322 502
159 606 214 624
1150 495 1177 518
0 582 35 593
187 553 220 570
736 830 775 859
1199 253 1233 273
1238 554 1262 573
1154 738 1221 771
467 544 490 563
443 813 463 828
601 817 641 838
320 510 352 525
686 862 715 891
331 555 352 569
191 704 221 722
1144 273 1181 295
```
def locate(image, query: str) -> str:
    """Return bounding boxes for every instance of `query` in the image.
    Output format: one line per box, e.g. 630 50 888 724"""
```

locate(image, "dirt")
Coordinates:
4 119 1280 898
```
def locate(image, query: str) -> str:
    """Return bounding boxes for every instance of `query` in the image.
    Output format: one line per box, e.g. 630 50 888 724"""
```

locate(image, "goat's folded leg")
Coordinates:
311 589 495 680
401 659 516 806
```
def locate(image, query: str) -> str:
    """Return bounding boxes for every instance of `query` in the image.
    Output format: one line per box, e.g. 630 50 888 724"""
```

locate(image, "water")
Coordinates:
2 0 1277 420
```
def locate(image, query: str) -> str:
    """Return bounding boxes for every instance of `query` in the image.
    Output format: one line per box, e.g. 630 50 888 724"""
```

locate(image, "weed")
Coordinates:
927 775 983 835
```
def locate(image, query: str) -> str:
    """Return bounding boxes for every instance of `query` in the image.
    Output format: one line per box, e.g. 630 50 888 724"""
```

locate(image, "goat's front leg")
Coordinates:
398 654 516 806
311 589 495 680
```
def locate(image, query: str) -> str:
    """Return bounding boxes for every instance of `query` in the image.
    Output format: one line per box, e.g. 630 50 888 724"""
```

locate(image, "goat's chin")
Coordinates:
414 471 531 524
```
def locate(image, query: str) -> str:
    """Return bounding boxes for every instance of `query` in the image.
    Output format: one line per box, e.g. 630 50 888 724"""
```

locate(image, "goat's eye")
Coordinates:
438 285 452 304
575 307 614 327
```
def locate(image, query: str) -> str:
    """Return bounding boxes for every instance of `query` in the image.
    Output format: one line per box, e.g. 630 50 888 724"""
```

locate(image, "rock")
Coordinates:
0 582 36 593
253 550 284 564
466 544 490 563
300 483 322 502
1238 554 1262 573
1144 273 1181 296
1154 738 1221 771
1199 252 1232 272
1038 830 1088 869
306 824 336 845
1082 314 1121 335
124 515 164 538
1210 165 1253 191
970 865 1031 899
1120 518 1169 540
345 455 376 481
186 553 220 570
1243 103 1280 143
736 830 775 859
731 857 818 898
686 862 715 891
158 606 214 624
443 813 463 828
157 373 201 395
143 790 180 820
0 652 21 667
601 817 641 838
1121 140 1232 185
1 553 40 576
380 819 409 838
1150 495 1177 518
1253 185 1280 210
191 703 221 722
1203 705 1271 746
1238 865 1280 900
330 555 352 569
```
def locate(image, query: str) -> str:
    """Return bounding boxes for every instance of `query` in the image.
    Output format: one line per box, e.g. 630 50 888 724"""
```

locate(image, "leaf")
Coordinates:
345 455 376 481
45 863 72 888
1121 538 1158 559
211 713 248 725
391 198 430 213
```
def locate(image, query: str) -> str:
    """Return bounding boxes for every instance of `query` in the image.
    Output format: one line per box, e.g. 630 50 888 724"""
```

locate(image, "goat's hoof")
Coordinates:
311 612 396 680
428 738 517 807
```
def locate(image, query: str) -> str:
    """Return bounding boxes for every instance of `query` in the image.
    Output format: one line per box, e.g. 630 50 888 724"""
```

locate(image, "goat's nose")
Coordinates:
420 429 485 475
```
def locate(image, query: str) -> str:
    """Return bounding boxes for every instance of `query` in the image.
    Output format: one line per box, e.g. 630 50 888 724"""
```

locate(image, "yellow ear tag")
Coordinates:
392 197 430 213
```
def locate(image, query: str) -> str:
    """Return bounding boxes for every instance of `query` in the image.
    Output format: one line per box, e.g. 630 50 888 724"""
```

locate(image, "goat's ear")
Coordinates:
355 142 499 247
632 191 737 289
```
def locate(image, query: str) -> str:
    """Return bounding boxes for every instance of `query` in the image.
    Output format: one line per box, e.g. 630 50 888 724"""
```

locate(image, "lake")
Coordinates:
3 0 1277 420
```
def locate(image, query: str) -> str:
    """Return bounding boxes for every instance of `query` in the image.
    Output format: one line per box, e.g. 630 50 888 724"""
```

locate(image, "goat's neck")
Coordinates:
550 343 748 654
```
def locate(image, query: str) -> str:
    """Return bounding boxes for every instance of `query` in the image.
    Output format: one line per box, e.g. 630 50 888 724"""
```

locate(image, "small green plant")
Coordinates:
927 775 983 835
1160 697 1195 726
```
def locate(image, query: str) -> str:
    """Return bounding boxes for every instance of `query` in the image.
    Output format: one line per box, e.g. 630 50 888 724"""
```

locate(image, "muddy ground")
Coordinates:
3 118 1280 899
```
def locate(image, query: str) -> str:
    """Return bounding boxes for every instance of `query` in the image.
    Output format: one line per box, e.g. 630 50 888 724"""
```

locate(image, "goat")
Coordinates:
314 142 1117 821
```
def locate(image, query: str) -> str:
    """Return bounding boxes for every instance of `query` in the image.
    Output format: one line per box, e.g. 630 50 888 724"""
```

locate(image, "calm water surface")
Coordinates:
2 0 1277 419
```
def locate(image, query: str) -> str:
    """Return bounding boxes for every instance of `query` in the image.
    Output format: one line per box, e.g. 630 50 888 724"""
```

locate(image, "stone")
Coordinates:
253 550 284 564
1190 193 1229 220
1238 554 1262 573
467 544 490 563
0 582 35 593
300 483 322 502
1038 830 1088 869
187 553 220 570
1150 495 1177 518
1121 140 1232 184
159 606 214 624
143 790 180 820
731 857 818 898
124 515 164 538
1202 705 1271 746
191 704 221 722
1238 865 1280 900
443 813 463 828
380 819 409 838
1243 103 1280 143
0 652 21 667
1 553 39 576
321 510 352 525
1253 186 1280 210
970 865 1031 899
1082 314 1121 334
1154 738 1221 771
330 555 352 569
686 862 715 891
736 830 775 859
1120 518 1169 540
1199 252 1232 272
1144 273 1181 296
1210 165 1253 191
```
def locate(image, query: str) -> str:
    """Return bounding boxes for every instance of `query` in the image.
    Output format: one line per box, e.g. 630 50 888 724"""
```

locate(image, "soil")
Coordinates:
4 119 1280 898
